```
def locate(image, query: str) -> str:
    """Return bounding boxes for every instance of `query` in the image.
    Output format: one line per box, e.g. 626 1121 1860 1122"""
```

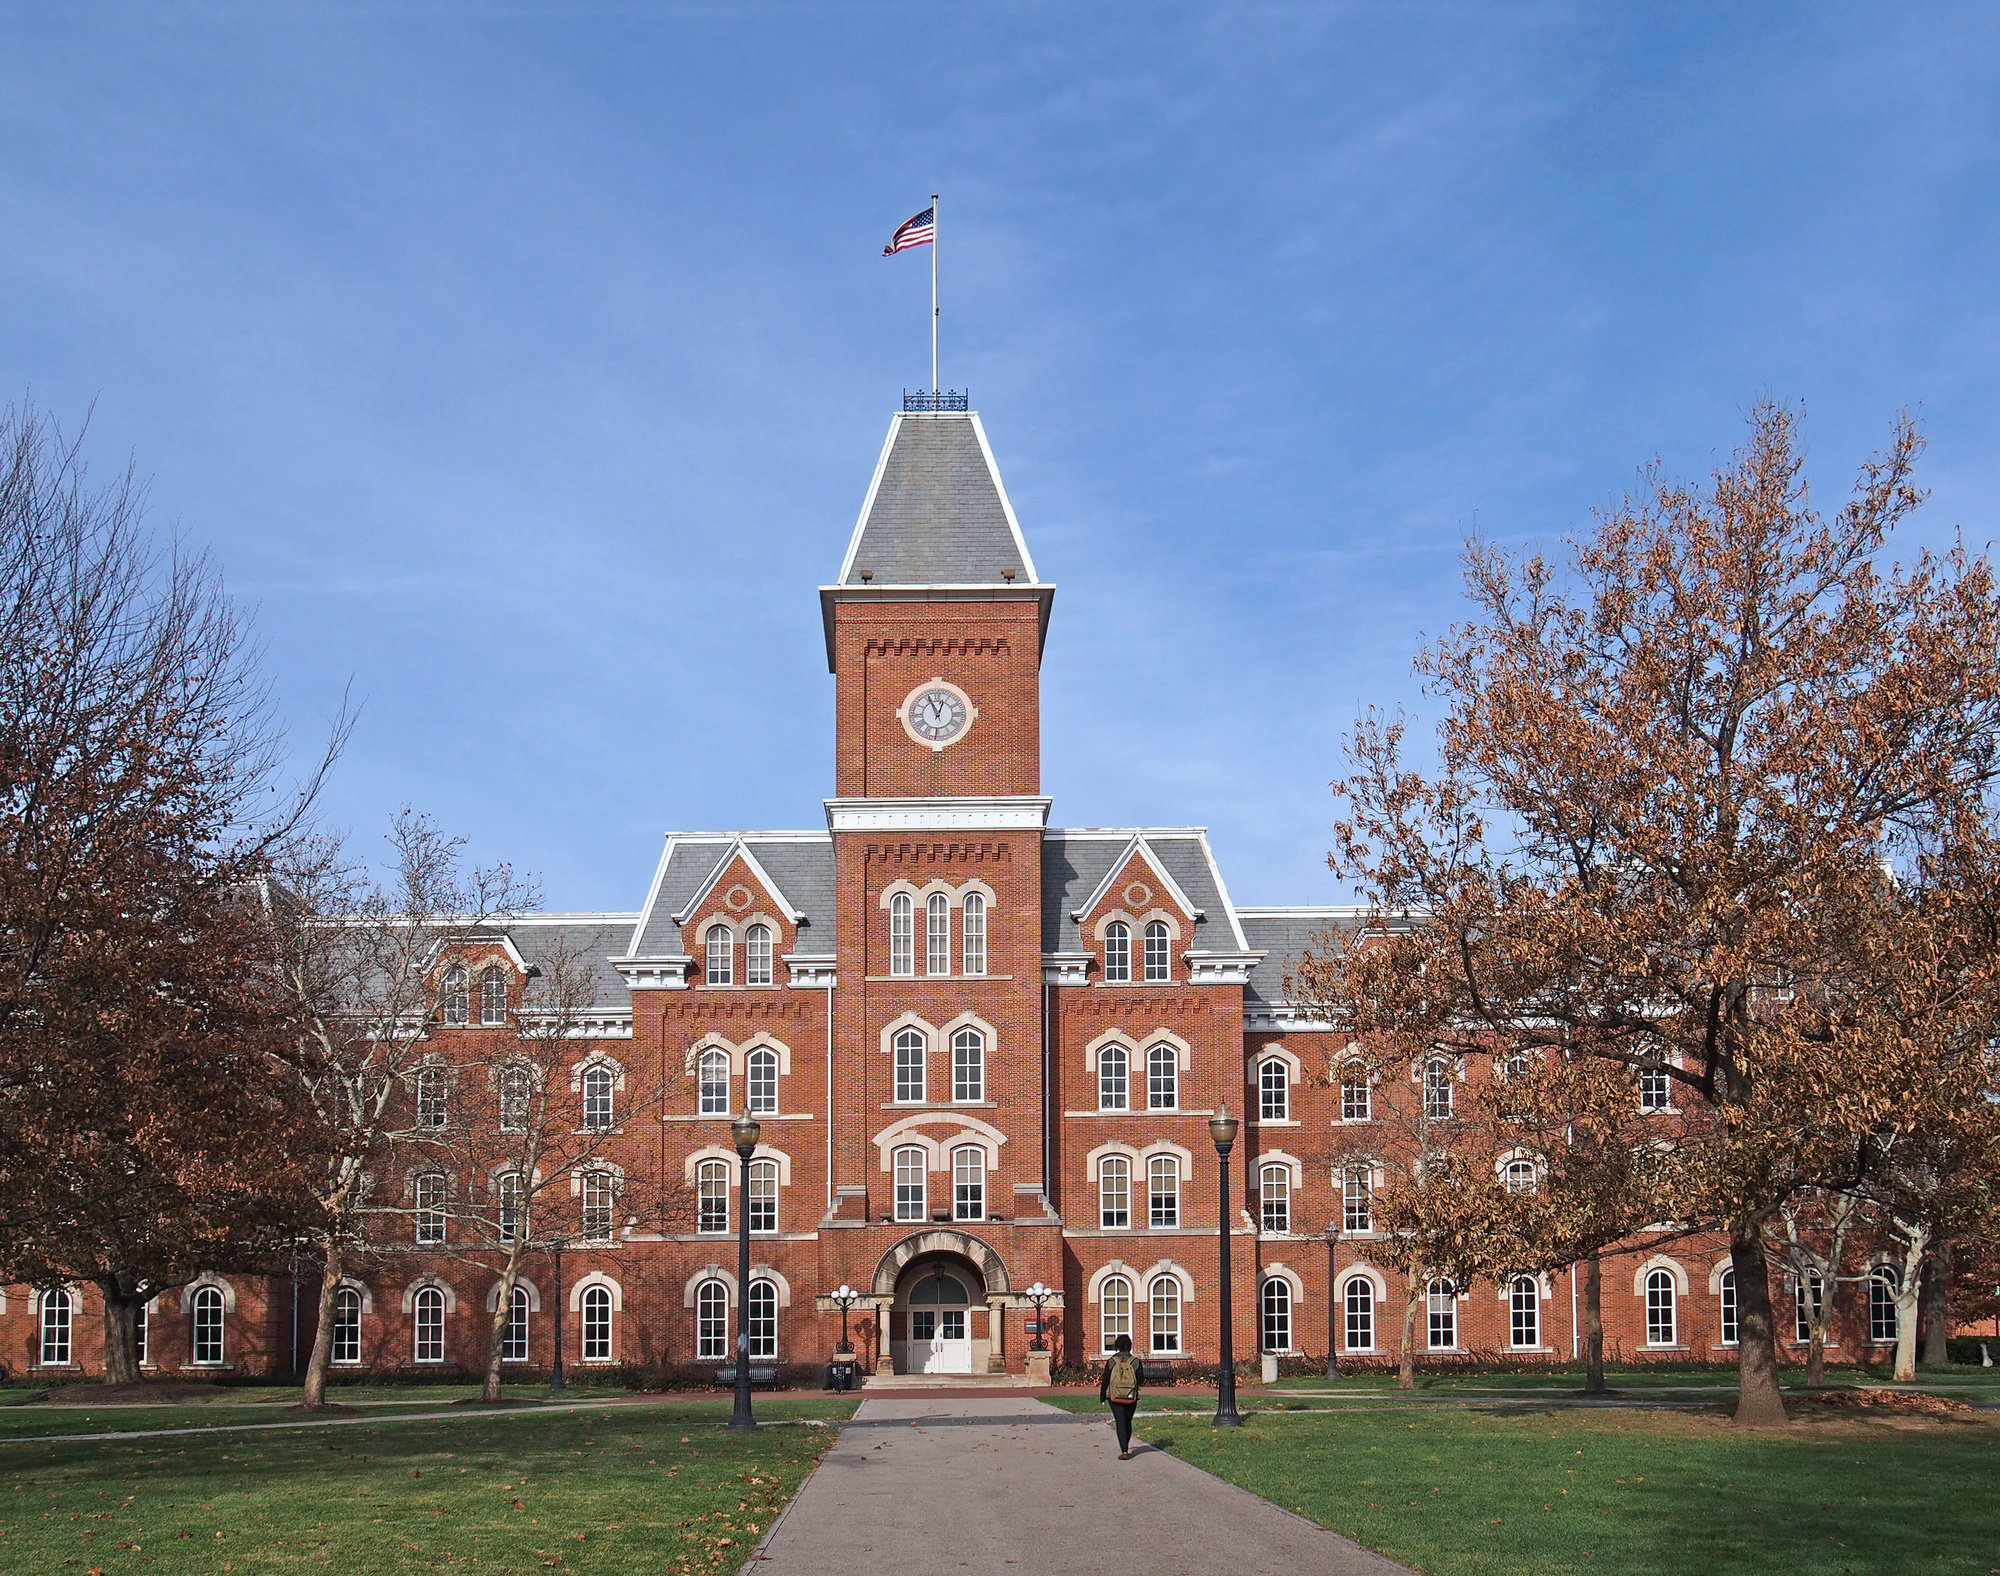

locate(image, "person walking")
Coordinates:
1098 1332 1144 1459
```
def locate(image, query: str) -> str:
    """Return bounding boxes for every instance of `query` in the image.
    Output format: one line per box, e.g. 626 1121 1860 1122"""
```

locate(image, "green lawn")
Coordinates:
0 1399 854 1573
1120 1403 1999 1576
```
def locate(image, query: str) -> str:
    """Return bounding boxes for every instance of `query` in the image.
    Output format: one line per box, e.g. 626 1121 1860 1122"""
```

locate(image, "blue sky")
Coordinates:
4 4 1997 910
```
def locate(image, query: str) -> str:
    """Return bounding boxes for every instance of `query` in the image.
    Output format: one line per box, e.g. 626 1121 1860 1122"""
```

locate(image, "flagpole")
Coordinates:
930 191 939 396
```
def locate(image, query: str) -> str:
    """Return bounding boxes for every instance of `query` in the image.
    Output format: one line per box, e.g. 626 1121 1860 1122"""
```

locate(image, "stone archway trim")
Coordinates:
869 1228 1011 1296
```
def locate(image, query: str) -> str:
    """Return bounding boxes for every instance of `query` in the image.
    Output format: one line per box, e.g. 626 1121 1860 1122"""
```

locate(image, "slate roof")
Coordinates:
1237 906 1366 1009
506 915 638 1013
1040 829 1250 954
627 834 836 960
836 414 1039 588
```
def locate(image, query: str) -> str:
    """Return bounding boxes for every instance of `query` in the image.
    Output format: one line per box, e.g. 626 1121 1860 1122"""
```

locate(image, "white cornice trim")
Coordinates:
613 955 693 991
1184 949 1265 986
784 954 837 988
1042 952 1092 986
825 796 1052 832
1244 1005 1341 1032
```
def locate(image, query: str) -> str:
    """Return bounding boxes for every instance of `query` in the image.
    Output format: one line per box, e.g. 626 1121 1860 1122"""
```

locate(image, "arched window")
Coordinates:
39 1287 72 1365
1340 1064 1372 1122
413 1286 446 1364
1422 1057 1455 1120
926 893 951 976
479 965 507 1026
1148 1155 1179 1228
893 1145 927 1222
705 925 733 987
496 1172 525 1243
502 1285 531 1363
1501 1049 1531 1082
893 1026 927 1104
1343 1276 1375 1353
190 1285 226 1365
1638 1065 1671 1113
414 1172 447 1245
1510 1276 1541 1348
747 1280 777 1360
698 1047 729 1115
332 1286 363 1365
1259 1164 1290 1234
1098 1044 1129 1111
1099 1156 1131 1228
696 1279 729 1359
748 1158 778 1235
1100 1274 1133 1353
1794 1268 1825 1344
1262 1277 1293 1354
1149 1276 1181 1353
745 924 773 987
499 1064 532 1130
1260 1058 1289 1121
1427 1278 1457 1350
1147 1044 1178 1110
889 893 914 976
1503 1157 1538 1195
951 1027 985 1103
415 1066 448 1129
580 1284 612 1361
1143 920 1171 981
580 1170 616 1240
441 966 468 1026
1869 1266 1899 1343
1342 1165 1374 1233
1645 1269 1678 1347
952 1146 986 1221
1719 1267 1739 1347
581 1065 615 1130
1103 921 1131 983
697 1159 729 1234
747 1048 779 1115
961 893 986 977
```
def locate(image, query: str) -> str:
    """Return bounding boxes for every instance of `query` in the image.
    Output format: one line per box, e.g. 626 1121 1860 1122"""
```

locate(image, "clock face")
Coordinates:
899 679 976 750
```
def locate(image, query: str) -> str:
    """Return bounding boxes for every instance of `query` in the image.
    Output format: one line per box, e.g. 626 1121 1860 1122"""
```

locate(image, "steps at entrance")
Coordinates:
861 1372 1042 1390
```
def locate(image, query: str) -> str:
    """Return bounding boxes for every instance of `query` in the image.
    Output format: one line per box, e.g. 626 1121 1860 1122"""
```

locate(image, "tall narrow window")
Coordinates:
1423 1057 1455 1120
1149 1276 1181 1353
1340 1064 1372 1122
748 1158 778 1235
952 1146 986 1221
1143 920 1170 981
581 1171 616 1240
1260 1059 1289 1121
747 1280 777 1360
1794 1268 1825 1344
135 1301 149 1367
1100 1275 1132 1352
696 1279 728 1359
498 1171 525 1243
413 1286 445 1364
926 893 951 976
893 1027 927 1104
1259 1164 1291 1233
697 1159 728 1235
192 1285 226 1365
1147 1044 1178 1110
502 1285 531 1363
1427 1278 1457 1350
414 1172 447 1245
745 924 773 987
1099 1156 1130 1228
40 1288 72 1365
705 926 733 986
1510 1276 1540 1348
480 965 507 1026
893 1145 927 1222
1638 1065 1671 1113
581 1065 615 1130
1342 1165 1373 1233
746 1047 778 1115
1148 1155 1179 1228
415 1066 448 1129
1869 1267 1899 1343
580 1285 612 1360
698 1047 729 1115
499 1064 532 1130
889 893 914 976
1262 1278 1293 1354
1103 922 1131 983
441 966 468 1026
1645 1269 1678 1346
1344 1277 1374 1352
1098 1044 1129 1111
951 1027 985 1103
331 1286 362 1365
1503 1157 1538 1195
961 893 986 976
1719 1267 1740 1346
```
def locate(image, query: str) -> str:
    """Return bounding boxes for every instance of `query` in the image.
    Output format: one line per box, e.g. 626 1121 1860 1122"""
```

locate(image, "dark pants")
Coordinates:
1108 1400 1136 1452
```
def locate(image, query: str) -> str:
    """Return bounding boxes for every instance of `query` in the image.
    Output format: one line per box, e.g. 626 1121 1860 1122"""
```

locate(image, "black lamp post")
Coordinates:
830 1283 859 1354
1024 1281 1053 1351
729 1109 761 1431
1324 1223 1340 1380
549 1234 569 1393
1209 1105 1243 1428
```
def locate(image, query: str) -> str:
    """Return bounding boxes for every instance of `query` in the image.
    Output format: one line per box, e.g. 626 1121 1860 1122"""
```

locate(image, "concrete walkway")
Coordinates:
752 1393 1412 1576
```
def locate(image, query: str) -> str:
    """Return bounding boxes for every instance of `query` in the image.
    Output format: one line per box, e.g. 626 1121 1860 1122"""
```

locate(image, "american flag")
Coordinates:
883 206 935 255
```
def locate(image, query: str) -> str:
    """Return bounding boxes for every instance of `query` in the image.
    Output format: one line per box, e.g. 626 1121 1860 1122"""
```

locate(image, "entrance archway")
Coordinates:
872 1230 1010 1375
901 1262 978 1374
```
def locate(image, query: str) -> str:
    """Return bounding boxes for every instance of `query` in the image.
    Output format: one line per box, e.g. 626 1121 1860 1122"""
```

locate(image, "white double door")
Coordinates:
910 1307 971 1374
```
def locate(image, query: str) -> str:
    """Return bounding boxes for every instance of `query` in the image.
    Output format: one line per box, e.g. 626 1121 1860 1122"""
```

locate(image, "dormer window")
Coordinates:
705 925 733 987
1104 922 1131 983
745 924 773 987
479 965 507 1026
1143 921 1170 982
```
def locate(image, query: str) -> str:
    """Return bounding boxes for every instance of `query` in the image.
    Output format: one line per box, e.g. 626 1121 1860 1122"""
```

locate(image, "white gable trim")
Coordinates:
1070 835 1205 926
671 839 806 926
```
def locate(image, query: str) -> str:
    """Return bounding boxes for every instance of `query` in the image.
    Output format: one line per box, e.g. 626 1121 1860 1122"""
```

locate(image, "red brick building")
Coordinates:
3 407 1919 1383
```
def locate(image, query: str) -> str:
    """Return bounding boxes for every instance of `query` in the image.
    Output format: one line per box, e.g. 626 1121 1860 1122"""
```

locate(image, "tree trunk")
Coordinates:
1892 1225 1928 1383
299 1237 344 1410
98 1281 145 1386
1728 1219 1789 1425
483 1245 529 1403
1921 1245 1951 1367
1582 1253 1605 1394
1396 1273 1420 1390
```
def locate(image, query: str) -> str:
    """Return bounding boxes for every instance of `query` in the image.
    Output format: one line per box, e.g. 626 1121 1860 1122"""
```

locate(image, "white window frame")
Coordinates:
1148 1155 1179 1228
1342 1164 1374 1234
1103 921 1131 983
961 893 986 977
889 893 914 977
745 923 773 987
1645 1268 1677 1347
926 893 951 976
1720 1267 1740 1347
1793 1267 1825 1345
1259 1058 1289 1121
1147 1043 1178 1111
748 1157 778 1236
502 1285 531 1363
1143 920 1170 982
1343 1276 1375 1353
1261 1277 1292 1354
580 1170 616 1241
414 1172 447 1245
1869 1267 1899 1343
952 1145 986 1222
696 1279 728 1359
1427 1278 1457 1351
1100 1274 1132 1353
413 1286 446 1364
441 967 468 1026
581 1065 615 1130
1099 1156 1131 1228
1340 1065 1372 1123
497 1171 525 1243
893 1026 927 1104
1259 1164 1290 1234
1637 1065 1672 1113
1422 1057 1455 1121
698 1047 730 1115
1149 1275 1181 1354
1503 1157 1537 1195
1098 1043 1129 1111
479 965 507 1026
332 1285 363 1366
747 1279 777 1361
499 1063 532 1131
893 1145 927 1222
415 1066 448 1130
580 1284 613 1361
747 1047 779 1116
705 925 733 987
697 1159 729 1235
40 1287 73 1365
192 1284 227 1365
951 1027 985 1103
1509 1276 1541 1349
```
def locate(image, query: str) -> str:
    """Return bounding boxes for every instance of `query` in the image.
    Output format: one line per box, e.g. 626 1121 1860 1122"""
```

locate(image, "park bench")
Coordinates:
713 1365 781 1388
